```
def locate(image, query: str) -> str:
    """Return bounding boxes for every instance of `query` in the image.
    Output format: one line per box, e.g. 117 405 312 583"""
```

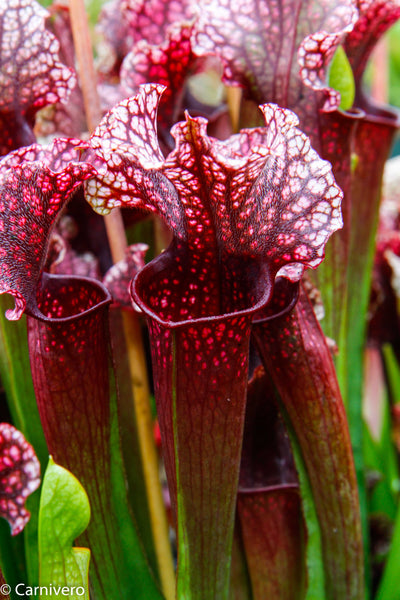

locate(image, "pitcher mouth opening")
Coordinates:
131 244 275 329
28 272 112 323
238 482 300 495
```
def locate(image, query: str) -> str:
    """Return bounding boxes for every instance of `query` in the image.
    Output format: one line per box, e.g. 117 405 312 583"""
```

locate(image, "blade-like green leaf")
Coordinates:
0 295 48 586
283 413 325 600
382 343 400 405
0 297 47 465
362 350 399 521
327 46 355 111
376 499 400 600
0 519 26 598
38 458 90 600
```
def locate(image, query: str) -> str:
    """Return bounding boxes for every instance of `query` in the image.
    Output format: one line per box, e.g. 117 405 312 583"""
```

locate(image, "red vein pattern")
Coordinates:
27 273 163 599
0 423 40 536
131 253 274 599
27 274 116 593
0 0 76 154
120 22 203 133
120 0 195 45
0 139 96 320
98 0 195 63
344 0 400 89
87 84 343 279
97 83 348 599
192 0 357 119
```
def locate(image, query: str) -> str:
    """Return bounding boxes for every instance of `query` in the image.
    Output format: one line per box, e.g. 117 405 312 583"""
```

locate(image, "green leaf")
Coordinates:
376 500 400 600
38 458 90 600
0 295 48 586
0 518 26 599
327 46 355 111
363 392 399 521
281 408 325 600
382 344 400 406
363 425 397 522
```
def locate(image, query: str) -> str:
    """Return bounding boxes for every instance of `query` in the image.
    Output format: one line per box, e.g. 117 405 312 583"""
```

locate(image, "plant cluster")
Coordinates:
0 0 400 599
